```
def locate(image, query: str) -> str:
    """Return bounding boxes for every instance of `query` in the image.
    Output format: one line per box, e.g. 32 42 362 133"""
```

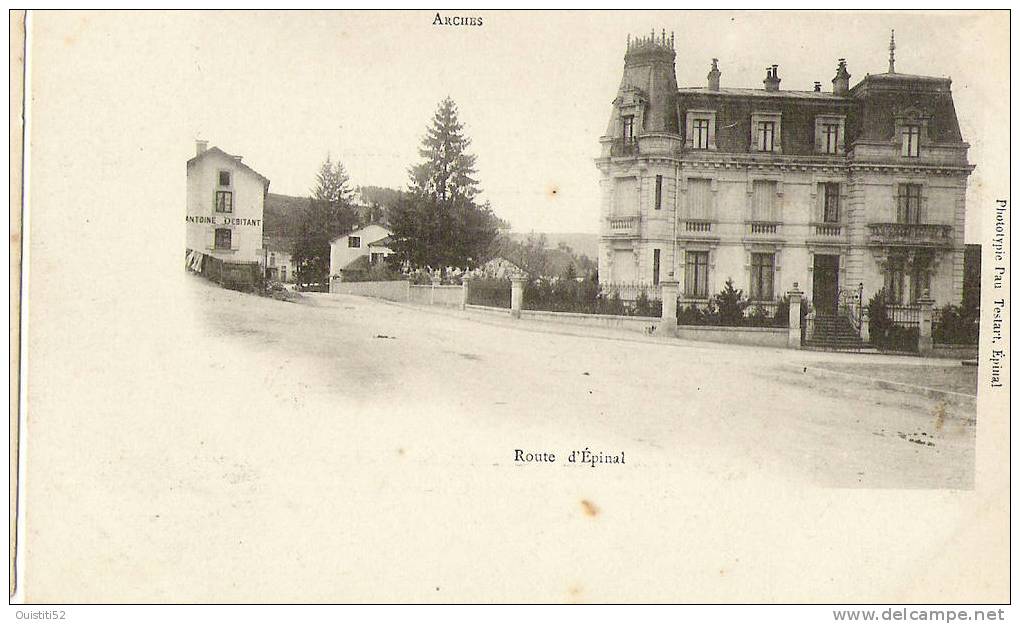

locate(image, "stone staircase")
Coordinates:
804 314 867 352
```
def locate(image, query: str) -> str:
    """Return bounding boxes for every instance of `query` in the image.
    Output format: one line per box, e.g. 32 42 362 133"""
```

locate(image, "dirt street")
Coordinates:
24 276 979 603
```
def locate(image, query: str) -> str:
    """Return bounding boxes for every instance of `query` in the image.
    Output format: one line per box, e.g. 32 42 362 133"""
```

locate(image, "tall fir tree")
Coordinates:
291 155 358 287
390 98 499 272
409 97 480 202
313 154 355 206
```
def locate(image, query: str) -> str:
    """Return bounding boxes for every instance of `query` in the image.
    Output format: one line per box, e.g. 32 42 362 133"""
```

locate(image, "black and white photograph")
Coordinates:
10 8 1011 615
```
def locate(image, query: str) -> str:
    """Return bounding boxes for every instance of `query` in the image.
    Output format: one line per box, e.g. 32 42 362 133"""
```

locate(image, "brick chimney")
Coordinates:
763 65 780 91
832 59 851 96
707 58 721 91
195 139 208 156
813 81 822 92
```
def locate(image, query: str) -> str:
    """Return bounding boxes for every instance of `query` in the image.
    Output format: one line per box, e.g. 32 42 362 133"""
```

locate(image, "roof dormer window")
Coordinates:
902 124 921 157
894 108 930 159
622 115 636 142
756 121 776 152
814 115 846 155
750 111 782 154
685 110 717 150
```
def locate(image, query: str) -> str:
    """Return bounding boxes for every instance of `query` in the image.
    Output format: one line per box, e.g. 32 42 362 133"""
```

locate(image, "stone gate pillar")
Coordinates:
510 274 526 319
787 283 803 349
654 280 679 337
430 275 441 305
918 290 935 356
461 275 472 310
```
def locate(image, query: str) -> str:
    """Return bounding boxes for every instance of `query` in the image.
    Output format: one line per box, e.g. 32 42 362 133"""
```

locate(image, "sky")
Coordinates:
104 11 1007 241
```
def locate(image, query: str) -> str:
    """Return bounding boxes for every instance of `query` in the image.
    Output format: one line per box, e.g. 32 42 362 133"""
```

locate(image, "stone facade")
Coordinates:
595 32 973 312
186 141 270 265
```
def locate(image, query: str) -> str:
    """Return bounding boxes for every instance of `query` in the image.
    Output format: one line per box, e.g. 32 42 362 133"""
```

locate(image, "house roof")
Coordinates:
678 86 850 101
331 222 392 244
187 146 271 189
368 235 395 248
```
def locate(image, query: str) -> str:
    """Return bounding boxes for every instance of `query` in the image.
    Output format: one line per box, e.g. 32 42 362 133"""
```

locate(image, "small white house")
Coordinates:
329 224 395 281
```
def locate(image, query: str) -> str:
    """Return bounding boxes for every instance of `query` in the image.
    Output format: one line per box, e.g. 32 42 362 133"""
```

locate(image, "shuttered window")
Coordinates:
613 177 638 215
751 180 777 222
687 178 712 220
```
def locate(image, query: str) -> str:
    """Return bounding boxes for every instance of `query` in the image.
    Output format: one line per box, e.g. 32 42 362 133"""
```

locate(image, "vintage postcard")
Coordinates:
10 9 1011 609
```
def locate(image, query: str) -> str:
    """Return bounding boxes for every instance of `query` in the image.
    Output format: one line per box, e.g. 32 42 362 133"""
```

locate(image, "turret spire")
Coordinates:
888 29 896 74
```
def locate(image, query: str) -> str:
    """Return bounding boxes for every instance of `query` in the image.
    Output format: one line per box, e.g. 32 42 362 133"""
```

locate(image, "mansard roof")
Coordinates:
677 86 851 101
674 70 965 149
848 72 963 144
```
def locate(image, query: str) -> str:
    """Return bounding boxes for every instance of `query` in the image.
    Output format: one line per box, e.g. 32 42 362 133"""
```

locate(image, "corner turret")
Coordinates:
604 29 679 141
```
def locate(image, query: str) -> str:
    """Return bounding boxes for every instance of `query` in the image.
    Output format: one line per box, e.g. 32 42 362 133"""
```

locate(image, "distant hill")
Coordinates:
509 232 598 260
358 185 402 210
264 193 307 238
265 190 392 240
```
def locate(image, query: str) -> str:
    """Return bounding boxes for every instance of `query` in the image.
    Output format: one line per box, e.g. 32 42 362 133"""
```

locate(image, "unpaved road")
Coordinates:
200 279 975 491
24 275 980 603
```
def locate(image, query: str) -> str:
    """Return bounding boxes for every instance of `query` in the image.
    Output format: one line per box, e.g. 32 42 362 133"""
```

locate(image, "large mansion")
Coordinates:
596 31 972 315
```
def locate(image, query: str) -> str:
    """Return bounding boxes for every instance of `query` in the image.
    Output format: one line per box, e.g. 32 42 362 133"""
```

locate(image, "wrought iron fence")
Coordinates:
745 300 781 318
601 281 662 302
836 284 864 333
885 304 922 328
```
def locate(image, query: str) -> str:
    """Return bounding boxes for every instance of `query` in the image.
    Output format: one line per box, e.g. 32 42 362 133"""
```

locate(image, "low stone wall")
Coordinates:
521 309 659 333
465 304 511 316
329 279 409 301
409 284 464 307
932 344 979 360
675 324 788 348
467 304 788 347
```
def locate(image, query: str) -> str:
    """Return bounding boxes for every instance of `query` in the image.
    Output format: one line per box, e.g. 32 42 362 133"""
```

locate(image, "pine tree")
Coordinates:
409 97 480 202
291 155 358 288
389 98 499 272
313 154 355 205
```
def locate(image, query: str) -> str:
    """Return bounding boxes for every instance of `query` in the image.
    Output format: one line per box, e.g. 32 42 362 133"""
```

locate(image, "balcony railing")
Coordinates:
607 216 640 237
867 223 953 248
610 138 639 157
683 219 713 233
811 223 843 237
747 221 781 236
